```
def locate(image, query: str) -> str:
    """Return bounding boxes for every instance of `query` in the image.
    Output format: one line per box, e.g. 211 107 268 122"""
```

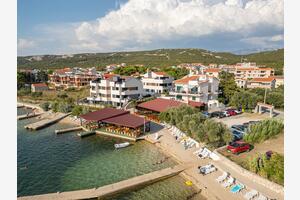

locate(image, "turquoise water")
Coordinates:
105 175 205 200
17 108 201 199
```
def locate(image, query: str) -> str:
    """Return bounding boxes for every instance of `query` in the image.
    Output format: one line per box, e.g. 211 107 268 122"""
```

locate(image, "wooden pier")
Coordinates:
18 165 186 200
55 127 83 134
24 113 70 130
17 113 41 120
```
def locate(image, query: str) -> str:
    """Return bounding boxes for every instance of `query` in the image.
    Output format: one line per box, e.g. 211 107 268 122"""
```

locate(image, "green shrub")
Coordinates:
57 92 68 99
31 92 43 98
40 102 50 111
244 119 284 143
248 153 284 185
159 105 231 149
17 88 31 96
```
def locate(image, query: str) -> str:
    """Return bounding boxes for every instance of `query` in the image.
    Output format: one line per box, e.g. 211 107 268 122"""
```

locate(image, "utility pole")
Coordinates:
264 87 267 104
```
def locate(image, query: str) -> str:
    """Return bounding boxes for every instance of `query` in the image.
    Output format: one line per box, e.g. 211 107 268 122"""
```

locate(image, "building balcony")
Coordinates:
169 90 204 97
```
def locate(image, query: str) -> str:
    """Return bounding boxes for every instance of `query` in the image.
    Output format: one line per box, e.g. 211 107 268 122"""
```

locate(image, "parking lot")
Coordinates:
213 111 283 128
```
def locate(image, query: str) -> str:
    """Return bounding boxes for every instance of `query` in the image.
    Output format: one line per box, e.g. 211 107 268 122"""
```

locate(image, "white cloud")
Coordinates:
73 0 283 50
240 34 283 47
17 38 36 49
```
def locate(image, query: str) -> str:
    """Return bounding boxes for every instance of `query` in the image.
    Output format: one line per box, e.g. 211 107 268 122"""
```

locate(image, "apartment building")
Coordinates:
233 63 275 88
246 77 276 89
169 73 219 104
141 71 174 94
48 67 98 88
87 74 145 107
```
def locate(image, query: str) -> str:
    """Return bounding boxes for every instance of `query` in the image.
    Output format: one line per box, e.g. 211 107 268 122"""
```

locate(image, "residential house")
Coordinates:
169 73 219 104
141 71 174 94
204 68 221 78
48 67 98 88
273 76 284 88
31 83 48 92
87 74 145 107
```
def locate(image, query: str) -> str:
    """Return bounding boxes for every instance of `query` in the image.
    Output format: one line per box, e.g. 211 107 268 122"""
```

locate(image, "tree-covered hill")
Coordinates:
17 48 284 75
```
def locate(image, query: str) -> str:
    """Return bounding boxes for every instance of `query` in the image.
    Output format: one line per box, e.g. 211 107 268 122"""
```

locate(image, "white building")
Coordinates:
141 71 174 94
169 73 219 104
87 74 145 107
233 63 274 88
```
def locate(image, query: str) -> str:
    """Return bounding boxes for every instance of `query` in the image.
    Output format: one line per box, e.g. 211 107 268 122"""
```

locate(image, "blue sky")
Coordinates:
18 0 284 56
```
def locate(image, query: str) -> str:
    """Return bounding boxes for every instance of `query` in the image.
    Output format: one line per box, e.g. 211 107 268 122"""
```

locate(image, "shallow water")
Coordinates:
17 108 202 199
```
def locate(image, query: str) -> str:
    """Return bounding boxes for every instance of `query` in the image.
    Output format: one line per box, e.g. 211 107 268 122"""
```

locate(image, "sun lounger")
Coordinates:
198 148 210 159
256 194 268 200
243 190 259 200
193 148 203 155
216 172 229 183
230 183 245 193
198 164 217 175
222 176 235 188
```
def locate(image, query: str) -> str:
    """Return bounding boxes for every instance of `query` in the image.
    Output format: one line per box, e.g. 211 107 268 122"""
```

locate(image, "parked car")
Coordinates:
231 125 246 132
227 141 251 154
201 111 212 118
231 133 243 142
226 109 237 116
211 111 226 118
234 109 242 114
222 111 230 117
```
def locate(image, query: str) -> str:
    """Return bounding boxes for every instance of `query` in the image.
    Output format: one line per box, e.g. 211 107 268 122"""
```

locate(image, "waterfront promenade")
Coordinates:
148 128 284 200
24 113 70 130
18 165 186 200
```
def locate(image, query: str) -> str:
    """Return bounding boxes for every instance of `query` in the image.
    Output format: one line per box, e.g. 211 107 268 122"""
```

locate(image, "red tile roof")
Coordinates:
188 101 205 107
174 75 199 84
103 73 117 79
204 68 221 73
249 77 275 83
102 114 149 129
153 71 168 76
32 83 48 87
80 108 129 121
55 68 72 74
137 98 185 113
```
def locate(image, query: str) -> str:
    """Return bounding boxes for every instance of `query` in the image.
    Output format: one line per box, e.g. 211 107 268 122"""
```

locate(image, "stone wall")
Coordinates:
213 148 284 195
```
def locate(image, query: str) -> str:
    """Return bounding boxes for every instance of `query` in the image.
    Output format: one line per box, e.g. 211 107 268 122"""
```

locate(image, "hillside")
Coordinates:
17 48 284 75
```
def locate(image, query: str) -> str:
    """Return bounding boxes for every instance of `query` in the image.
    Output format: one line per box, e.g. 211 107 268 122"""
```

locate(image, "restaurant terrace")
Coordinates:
136 98 205 122
80 108 150 138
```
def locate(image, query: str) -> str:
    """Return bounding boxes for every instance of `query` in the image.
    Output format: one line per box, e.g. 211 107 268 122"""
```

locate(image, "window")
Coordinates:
192 96 196 101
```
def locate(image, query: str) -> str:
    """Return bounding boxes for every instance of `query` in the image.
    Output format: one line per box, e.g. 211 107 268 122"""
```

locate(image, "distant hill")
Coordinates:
17 48 284 75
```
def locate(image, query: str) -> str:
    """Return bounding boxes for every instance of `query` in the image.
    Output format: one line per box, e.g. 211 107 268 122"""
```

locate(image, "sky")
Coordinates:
17 0 284 56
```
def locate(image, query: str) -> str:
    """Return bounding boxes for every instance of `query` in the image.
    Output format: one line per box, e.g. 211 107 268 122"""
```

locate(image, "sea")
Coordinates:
17 108 205 199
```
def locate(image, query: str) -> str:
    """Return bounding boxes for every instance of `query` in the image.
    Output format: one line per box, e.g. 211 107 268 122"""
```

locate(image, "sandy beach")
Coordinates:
146 127 284 200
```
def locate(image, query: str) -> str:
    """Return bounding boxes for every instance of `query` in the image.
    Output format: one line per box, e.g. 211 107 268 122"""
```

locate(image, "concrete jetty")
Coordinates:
18 165 186 200
55 127 83 134
24 113 70 130
77 131 96 138
17 113 41 120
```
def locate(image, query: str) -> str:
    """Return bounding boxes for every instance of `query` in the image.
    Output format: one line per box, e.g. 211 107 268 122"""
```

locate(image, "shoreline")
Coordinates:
144 127 284 200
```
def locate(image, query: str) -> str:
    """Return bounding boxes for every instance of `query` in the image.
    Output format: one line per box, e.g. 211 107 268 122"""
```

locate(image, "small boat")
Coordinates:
114 142 130 149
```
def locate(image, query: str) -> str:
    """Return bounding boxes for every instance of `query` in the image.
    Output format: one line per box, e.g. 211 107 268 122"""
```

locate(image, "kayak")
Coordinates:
114 142 130 149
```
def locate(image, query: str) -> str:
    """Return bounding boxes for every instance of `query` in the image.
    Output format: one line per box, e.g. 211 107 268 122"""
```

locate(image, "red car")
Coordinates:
226 109 237 116
227 141 250 154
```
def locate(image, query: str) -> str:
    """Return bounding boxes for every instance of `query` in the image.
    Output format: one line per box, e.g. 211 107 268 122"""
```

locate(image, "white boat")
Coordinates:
114 142 130 149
